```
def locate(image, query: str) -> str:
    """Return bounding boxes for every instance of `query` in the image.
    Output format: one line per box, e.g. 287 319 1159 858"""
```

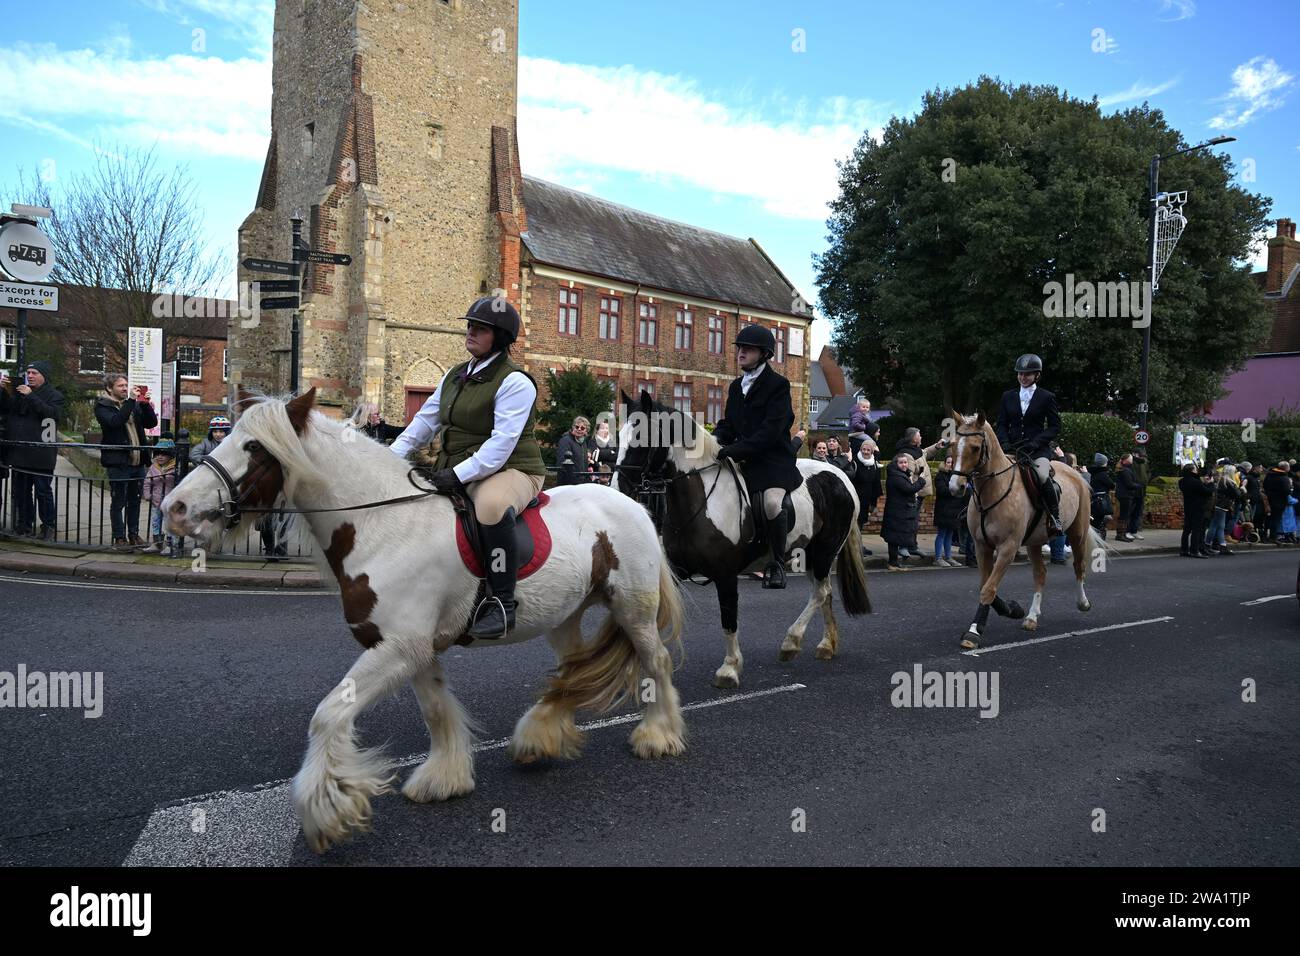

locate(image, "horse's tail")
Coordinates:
838 520 872 616
538 547 684 716
656 549 686 666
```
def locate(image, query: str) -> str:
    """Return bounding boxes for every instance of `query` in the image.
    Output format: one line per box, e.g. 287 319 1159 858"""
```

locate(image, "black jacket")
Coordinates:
1087 464 1115 517
1115 464 1142 501
1179 473 1214 518
362 420 404 444
881 460 926 546
554 432 596 484
994 386 1060 458
826 452 854 476
1214 477 1244 512
0 376 64 471
1262 469 1292 509
94 395 158 468
1245 473 1263 504
712 365 801 493
933 471 966 531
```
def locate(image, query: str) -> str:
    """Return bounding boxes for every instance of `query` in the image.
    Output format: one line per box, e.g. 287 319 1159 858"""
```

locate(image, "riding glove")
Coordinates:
431 468 465 494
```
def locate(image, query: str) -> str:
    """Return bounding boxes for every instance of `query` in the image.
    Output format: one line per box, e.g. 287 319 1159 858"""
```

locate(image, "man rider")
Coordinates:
712 324 802 588
390 296 547 638
994 353 1064 537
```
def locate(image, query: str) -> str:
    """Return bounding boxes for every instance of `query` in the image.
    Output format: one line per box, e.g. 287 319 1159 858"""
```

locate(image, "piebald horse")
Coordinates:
615 391 870 688
162 389 686 852
948 411 1105 649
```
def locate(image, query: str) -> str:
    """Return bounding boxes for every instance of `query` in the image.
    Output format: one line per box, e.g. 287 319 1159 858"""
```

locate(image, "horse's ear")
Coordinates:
949 408 962 427
286 387 317 434
640 389 654 413
974 411 986 429
621 389 635 411
235 386 254 419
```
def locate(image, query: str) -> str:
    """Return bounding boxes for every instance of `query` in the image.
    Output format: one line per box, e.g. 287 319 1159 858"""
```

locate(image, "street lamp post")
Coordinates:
1138 135 1236 435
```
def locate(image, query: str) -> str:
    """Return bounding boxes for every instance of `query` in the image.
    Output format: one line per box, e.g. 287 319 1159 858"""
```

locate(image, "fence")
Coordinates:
0 435 314 561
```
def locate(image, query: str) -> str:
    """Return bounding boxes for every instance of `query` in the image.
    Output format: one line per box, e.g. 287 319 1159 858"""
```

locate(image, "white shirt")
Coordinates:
389 351 538 484
740 363 767 396
1019 384 1037 415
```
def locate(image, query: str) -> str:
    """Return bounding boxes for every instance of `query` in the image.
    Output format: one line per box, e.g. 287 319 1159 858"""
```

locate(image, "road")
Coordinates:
1 548 1296 866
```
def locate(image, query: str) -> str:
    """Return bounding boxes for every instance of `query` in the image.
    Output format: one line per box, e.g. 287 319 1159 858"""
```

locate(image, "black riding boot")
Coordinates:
762 509 789 589
468 508 519 639
1040 477 1064 537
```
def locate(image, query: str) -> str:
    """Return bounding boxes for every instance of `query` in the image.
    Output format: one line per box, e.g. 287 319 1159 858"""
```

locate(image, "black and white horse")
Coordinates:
615 391 870 688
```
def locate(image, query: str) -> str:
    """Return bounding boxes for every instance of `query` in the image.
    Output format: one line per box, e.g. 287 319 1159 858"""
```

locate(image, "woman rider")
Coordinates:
389 296 546 639
713 324 802 588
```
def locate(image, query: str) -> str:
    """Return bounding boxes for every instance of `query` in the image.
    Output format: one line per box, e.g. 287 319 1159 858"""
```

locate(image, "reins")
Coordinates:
953 427 1020 544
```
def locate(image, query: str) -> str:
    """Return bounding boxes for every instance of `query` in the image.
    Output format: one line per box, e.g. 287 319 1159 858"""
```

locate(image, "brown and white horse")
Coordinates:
948 411 1106 649
162 389 686 852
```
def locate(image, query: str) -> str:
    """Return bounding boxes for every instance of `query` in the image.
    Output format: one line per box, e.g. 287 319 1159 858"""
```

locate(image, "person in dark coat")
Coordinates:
1178 463 1215 558
1087 453 1115 540
932 457 965 567
95 373 159 550
994 353 1064 536
1114 454 1141 542
713 324 802 588
882 452 926 570
825 436 854 476
1262 462 1293 545
554 416 597 485
0 361 64 539
350 402 404 444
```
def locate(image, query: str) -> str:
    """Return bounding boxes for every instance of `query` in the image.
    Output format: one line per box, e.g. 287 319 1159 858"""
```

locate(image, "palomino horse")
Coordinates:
162 389 686 852
615 391 870 688
948 411 1104 650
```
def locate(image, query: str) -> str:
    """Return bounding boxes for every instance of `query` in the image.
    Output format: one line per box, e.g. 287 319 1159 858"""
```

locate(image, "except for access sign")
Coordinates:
0 279 58 311
1134 429 1150 445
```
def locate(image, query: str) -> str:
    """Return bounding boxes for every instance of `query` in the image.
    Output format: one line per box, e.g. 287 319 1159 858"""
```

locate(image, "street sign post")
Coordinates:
260 296 301 310
253 279 303 294
1134 429 1150 446
241 257 298 276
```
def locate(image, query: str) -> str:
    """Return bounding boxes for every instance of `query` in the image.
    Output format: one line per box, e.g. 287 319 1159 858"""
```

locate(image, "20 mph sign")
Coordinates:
1134 430 1150 445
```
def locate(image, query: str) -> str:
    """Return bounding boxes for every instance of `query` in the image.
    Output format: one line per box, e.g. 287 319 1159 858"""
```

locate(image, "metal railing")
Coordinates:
0 435 314 562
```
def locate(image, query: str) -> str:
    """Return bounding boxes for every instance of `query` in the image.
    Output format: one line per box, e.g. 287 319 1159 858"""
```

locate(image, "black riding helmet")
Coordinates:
734 323 776 360
463 295 521 348
1014 353 1043 374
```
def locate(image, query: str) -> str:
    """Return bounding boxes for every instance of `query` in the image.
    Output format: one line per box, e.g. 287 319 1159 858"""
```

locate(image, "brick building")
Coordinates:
0 285 232 414
1205 217 1300 422
230 0 813 427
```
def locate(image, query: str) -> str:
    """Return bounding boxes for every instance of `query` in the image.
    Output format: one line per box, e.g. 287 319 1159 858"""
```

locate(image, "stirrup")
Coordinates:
468 595 511 640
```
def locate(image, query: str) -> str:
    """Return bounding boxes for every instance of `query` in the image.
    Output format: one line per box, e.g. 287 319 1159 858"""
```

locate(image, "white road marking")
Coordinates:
961 616 1174 657
0 572 334 596
123 682 807 866
1240 594 1292 606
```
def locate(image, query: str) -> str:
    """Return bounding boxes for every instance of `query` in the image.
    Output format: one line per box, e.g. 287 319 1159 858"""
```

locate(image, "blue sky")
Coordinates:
1 0 1297 354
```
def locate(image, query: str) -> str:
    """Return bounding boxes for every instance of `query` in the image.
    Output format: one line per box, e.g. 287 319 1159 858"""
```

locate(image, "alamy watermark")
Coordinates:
891 664 999 718
1043 274 1151 328
1 664 103 718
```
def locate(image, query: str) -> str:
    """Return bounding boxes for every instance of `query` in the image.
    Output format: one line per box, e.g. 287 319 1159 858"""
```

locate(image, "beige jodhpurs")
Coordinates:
466 469 545 525
1031 456 1051 483
762 487 785 519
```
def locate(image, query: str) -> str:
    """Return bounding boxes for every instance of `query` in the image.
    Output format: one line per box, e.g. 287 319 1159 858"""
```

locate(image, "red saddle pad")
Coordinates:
455 492 553 580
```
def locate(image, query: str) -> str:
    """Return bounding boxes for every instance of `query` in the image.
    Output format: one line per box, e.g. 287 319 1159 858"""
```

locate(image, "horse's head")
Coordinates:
614 389 715 497
163 388 316 547
949 409 992 495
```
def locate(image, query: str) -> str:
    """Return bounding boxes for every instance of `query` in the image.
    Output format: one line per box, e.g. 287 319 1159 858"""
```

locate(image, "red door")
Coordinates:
404 387 436 424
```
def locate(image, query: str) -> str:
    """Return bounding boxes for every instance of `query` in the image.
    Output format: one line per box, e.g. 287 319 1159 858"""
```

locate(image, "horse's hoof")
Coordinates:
777 648 799 662
1007 600 1026 620
814 644 835 661
960 635 979 650
1022 617 1038 631
713 669 740 690
1077 601 1091 612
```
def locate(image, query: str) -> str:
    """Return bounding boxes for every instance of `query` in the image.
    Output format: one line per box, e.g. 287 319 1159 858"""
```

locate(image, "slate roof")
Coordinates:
521 176 810 319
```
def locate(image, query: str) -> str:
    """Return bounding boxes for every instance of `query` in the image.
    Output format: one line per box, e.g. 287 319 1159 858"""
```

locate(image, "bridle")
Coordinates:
197 440 442 530
950 427 1018 543
617 445 748 544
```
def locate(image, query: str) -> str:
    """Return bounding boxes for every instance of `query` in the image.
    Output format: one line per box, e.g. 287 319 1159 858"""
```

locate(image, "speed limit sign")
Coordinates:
1134 429 1150 445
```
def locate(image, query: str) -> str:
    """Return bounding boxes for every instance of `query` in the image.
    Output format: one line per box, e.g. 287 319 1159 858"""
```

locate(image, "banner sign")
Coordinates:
160 360 177 427
1173 423 1207 469
128 327 164 438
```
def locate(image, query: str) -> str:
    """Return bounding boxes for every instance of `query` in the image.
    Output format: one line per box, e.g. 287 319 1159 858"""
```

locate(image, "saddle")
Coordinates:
1016 459 1060 544
453 492 553 580
748 490 795 548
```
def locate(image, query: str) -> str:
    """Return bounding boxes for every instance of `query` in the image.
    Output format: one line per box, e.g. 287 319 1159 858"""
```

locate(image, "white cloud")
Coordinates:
518 57 887 221
134 0 275 55
1097 76 1179 108
1208 56 1294 130
1156 0 1196 21
0 42 270 160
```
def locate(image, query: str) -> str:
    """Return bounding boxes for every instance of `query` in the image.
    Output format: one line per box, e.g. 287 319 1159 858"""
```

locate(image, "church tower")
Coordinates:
230 0 524 419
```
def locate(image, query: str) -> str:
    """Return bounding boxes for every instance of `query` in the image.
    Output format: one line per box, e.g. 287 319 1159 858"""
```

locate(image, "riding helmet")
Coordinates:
733 323 776 354
463 295 521 345
1014 353 1043 374
208 415 232 432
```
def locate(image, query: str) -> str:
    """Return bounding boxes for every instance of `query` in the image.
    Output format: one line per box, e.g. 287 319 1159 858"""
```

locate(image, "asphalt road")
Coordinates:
1 548 1296 867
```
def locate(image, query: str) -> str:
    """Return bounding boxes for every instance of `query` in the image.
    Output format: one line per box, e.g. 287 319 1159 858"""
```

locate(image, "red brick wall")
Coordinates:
523 273 809 425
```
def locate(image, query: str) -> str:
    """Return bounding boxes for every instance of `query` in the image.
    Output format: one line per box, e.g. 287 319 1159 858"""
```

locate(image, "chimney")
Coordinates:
1266 217 1300 293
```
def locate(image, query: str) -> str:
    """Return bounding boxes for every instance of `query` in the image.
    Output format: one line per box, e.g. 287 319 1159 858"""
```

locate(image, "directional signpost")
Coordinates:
254 279 303 294
260 296 300 311
293 248 352 266
241 257 298 276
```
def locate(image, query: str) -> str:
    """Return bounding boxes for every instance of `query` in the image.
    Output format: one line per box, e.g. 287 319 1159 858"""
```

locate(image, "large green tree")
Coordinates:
536 363 614 451
815 77 1273 427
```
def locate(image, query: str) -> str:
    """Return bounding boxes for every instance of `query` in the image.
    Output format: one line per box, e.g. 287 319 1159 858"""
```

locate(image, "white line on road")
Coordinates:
1240 594 1292 606
123 682 807 866
0 572 335 596
961 616 1175 657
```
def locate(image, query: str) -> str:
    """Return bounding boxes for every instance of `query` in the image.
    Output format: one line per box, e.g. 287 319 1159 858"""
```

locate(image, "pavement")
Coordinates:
0 527 1231 590
0 546 1295 866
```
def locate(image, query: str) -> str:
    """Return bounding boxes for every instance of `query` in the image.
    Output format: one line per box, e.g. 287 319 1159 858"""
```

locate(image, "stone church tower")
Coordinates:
230 0 524 419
